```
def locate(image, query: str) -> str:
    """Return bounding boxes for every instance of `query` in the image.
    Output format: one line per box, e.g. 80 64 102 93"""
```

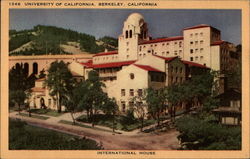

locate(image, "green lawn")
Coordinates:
76 114 157 132
19 112 49 120
59 120 120 134
29 109 63 117
9 119 103 150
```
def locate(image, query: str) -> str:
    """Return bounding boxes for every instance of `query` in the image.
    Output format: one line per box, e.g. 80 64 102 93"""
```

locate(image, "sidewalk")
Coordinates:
9 109 185 136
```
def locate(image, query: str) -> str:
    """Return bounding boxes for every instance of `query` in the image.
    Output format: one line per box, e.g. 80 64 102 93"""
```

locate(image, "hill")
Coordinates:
9 25 118 56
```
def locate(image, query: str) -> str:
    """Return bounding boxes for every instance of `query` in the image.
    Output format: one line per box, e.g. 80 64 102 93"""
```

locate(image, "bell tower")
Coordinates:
118 13 149 61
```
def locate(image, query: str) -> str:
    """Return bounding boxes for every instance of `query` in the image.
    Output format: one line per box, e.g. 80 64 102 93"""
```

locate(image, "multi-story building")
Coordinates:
24 12 239 112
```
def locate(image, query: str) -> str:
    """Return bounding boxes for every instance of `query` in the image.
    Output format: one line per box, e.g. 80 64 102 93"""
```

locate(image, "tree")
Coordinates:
131 90 147 131
165 85 183 122
146 88 166 126
85 70 107 127
45 61 73 113
102 97 118 132
9 66 33 114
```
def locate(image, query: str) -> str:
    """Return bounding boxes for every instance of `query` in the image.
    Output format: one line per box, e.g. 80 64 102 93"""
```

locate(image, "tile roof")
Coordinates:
93 50 118 57
31 87 45 92
153 55 177 62
183 24 221 33
182 60 208 68
139 36 183 45
134 64 163 72
211 40 225 46
80 60 93 68
93 60 136 69
183 24 210 30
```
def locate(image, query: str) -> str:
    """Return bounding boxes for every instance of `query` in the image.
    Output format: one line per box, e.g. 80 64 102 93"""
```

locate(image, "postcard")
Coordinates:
1 0 250 159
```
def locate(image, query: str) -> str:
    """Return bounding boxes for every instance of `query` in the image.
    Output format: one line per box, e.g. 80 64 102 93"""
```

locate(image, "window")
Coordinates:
167 51 169 54
174 51 178 55
129 30 132 38
148 50 151 53
130 89 134 96
138 89 143 96
195 33 198 37
126 55 129 58
130 73 135 79
200 32 203 36
125 31 128 38
166 43 169 45
190 57 193 61
174 42 177 45
190 49 193 53
121 101 126 112
200 56 204 61
121 89 125 96
155 44 157 47
139 46 142 51
195 41 198 45
175 67 178 73
195 56 198 61
162 43 165 46
200 40 204 44
200 48 204 53
195 49 198 53
190 34 193 38
190 41 193 45
179 50 182 54
176 77 178 83
179 41 182 47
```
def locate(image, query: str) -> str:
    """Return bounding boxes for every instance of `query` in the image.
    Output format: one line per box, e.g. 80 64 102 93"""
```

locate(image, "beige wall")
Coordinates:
183 27 211 67
138 39 184 59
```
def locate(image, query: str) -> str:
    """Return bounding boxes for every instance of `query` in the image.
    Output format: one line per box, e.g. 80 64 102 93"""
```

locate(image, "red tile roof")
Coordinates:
80 60 93 68
183 24 221 33
93 60 136 69
211 40 225 46
182 60 208 68
139 36 183 45
31 87 45 92
93 50 118 57
183 24 210 30
153 55 177 62
134 64 163 72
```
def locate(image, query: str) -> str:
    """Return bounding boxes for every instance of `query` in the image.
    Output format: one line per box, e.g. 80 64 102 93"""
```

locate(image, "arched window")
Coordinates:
33 62 38 74
130 73 135 79
24 63 29 75
15 63 21 70
125 31 128 38
129 30 132 38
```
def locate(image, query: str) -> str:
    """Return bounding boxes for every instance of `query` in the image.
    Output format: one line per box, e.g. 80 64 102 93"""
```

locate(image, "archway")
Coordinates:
24 63 29 75
33 62 38 74
40 98 46 109
15 63 21 70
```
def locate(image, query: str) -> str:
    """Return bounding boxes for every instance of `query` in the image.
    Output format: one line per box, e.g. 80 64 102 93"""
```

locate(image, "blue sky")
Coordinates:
10 9 241 45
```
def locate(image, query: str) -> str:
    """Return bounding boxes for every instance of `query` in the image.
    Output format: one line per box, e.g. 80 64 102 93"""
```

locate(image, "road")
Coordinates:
9 111 180 150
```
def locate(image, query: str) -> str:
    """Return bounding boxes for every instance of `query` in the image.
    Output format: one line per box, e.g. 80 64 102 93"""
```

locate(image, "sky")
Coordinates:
10 9 241 45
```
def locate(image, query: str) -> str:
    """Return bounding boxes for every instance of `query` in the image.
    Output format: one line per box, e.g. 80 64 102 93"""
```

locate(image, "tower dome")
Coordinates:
126 13 144 26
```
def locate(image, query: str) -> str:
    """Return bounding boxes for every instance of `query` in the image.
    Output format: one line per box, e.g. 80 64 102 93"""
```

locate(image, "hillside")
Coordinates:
9 25 118 56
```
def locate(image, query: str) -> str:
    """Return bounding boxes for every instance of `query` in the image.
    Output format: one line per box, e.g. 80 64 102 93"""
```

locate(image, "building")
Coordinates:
10 13 240 112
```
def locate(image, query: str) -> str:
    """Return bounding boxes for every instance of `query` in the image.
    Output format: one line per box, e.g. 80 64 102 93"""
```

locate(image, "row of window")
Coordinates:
170 66 183 74
121 89 143 97
190 48 204 54
94 56 118 61
190 56 204 61
139 41 182 51
190 32 203 38
125 30 133 39
151 74 165 82
170 76 184 84
190 40 204 45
